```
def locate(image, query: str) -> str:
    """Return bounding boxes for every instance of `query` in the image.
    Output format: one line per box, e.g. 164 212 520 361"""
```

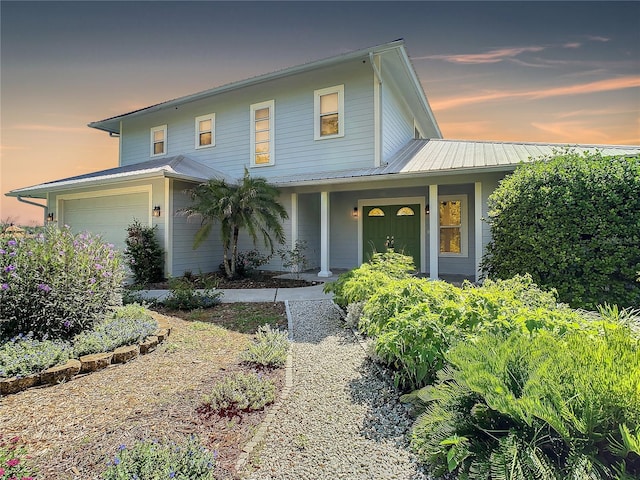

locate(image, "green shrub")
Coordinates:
482 150 640 310
161 277 222 310
0 333 72 378
124 220 164 286
0 225 125 340
324 251 415 307
73 304 157 357
240 325 289 368
407 326 640 479
102 436 216 480
202 371 275 416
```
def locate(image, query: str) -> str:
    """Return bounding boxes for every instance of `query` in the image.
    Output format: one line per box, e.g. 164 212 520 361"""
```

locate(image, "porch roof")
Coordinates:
273 139 640 186
6 155 231 199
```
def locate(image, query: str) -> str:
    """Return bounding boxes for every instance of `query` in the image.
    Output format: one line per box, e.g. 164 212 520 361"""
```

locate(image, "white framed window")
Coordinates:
150 125 167 157
250 100 275 167
439 195 468 257
314 85 344 140
195 113 215 149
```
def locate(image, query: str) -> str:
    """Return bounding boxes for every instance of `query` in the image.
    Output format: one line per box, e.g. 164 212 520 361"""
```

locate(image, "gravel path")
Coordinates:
243 299 430 479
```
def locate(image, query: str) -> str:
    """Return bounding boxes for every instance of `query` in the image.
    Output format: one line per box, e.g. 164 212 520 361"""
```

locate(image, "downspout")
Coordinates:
369 52 383 167
17 196 48 223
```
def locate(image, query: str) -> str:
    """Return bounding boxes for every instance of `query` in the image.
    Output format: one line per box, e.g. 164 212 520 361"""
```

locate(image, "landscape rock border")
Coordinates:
0 319 172 396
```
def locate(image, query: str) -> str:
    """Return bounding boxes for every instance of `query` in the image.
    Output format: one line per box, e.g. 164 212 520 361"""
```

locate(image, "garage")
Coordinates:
62 192 149 251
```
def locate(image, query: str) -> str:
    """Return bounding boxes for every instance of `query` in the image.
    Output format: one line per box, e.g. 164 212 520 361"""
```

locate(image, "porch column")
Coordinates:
290 193 298 246
474 181 483 282
164 178 173 277
318 191 332 277
428 184 439 280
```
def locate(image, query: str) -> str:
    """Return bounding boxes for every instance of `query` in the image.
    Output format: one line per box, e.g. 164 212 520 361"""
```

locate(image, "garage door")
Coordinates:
62 193 149 251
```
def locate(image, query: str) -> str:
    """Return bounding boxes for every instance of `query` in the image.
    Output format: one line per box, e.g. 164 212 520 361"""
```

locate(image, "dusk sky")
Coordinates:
2 1 639 225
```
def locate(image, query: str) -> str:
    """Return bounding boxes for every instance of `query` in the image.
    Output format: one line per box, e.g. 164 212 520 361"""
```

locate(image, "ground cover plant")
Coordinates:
240 324 289 368
482 149 640 310
0 225 124 340
201 371 276 417
329 252 640 479
0 434 37 479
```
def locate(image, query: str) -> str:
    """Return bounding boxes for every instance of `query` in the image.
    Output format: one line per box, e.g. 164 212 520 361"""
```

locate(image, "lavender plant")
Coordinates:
0 226 125 340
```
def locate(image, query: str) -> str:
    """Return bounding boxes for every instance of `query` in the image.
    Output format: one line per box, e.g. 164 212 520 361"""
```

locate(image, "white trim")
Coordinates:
119 121 123 165
57 185 153 227
291 193 298 246
250 100 275 167
438 194 468 258
474 182 483 282
429 184 439 279
373 68 382 167
165 178 173 277
195 113 215 149
314 84 345 141
318 191 332 277
150 124 167 157
357 195 426 273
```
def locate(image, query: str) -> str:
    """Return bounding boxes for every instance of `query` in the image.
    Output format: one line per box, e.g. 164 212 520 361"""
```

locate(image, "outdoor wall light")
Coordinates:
47 212 55 222
352 207 358 218
425 205 430 215
152 206 161 217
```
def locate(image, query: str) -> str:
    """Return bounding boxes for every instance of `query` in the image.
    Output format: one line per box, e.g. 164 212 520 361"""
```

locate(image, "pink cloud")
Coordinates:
415 46 545 64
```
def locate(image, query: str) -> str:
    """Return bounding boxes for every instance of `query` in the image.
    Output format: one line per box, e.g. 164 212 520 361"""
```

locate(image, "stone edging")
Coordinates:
234 299 295 474
0 319 172 396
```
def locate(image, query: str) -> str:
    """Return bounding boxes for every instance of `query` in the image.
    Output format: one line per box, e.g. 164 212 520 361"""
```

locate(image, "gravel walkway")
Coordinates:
243 299 430 479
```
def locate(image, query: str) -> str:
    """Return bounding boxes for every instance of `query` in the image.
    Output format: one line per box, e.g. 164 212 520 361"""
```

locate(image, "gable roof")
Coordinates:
88 40 441 138
273 139 640 186
7 156 231 199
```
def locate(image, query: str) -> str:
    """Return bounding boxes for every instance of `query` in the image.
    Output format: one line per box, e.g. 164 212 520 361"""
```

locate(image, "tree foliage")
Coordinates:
482 149 640 310
124 220 164 285
178 168 288 279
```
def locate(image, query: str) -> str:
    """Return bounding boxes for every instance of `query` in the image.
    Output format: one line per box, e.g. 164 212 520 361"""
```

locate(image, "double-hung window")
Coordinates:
250 100 274 166
314 85 344 140
150 125 167 157
439 195 468 256
195 113 215 149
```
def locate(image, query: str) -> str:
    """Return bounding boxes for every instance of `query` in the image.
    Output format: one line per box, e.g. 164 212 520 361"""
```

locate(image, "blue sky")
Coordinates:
2 1 639 224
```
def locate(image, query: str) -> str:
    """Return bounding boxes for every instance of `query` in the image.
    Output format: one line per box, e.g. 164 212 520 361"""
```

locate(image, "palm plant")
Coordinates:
178 168 288 279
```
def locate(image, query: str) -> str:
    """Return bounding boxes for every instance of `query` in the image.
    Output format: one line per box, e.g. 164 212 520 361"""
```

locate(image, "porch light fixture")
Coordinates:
425 205 430 215
352 207 358 218
47 212 55 222
152 206 161 217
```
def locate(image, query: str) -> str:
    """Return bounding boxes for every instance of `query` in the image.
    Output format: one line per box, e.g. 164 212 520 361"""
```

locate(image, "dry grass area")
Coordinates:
0 303 287 480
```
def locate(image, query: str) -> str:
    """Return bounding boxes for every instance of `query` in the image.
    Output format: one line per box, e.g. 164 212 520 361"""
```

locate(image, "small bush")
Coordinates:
73 304 157 357
202 371 275 416
483 149 640 310
161 277 222 310
0 225 125 340
124 220 164 286
240 325 289 368
0 334 72 378
0 434 38 479
102 436 215 480
234 249 272 278
278 240 309 279
407 326 640 479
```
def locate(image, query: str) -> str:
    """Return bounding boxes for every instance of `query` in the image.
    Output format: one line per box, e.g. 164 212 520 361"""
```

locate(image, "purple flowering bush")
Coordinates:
0 226 125 340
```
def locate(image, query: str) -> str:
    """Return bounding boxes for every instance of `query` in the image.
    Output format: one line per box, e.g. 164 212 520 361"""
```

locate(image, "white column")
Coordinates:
290 193 298 246
475 181 483 282
429 184 439 280
164 178 173 278
318 191 332 277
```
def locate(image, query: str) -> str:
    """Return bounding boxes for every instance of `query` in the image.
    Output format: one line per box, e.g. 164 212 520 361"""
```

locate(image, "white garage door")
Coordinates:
63 193 149 251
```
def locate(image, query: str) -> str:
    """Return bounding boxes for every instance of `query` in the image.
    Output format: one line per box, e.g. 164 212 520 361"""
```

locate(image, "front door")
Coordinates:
362 204 421 268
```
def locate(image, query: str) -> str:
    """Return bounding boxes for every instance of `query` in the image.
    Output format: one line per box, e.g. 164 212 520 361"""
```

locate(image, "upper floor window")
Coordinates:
439 195 468 257
250 100 274 166
195 113 215 149
314 85 344 140
150 125 167 157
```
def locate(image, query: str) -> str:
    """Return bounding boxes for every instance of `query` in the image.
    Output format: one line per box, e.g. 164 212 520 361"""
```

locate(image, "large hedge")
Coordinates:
482 149 640 310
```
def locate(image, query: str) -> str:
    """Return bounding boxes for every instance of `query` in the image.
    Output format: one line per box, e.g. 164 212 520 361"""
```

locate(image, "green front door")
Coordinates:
362 204 421 268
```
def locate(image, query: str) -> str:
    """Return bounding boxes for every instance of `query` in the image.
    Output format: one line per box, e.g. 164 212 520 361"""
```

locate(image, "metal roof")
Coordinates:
7 155 231 198
273 139 640 186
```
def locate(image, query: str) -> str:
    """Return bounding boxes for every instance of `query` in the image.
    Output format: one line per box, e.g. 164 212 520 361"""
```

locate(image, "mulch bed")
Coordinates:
0 304 287 480
147 271 315 290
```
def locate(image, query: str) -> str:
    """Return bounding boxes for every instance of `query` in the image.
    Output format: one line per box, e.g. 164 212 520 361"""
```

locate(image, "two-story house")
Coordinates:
7 40 640 281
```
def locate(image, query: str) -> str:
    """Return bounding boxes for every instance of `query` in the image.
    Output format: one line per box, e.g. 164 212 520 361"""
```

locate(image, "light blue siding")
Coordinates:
120 62 375 177
382 81 414 161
